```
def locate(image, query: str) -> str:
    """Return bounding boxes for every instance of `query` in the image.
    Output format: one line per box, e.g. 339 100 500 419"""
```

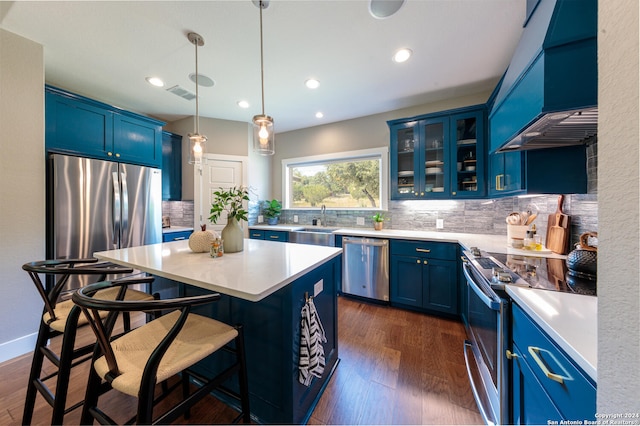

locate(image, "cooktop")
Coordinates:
466 249 596 296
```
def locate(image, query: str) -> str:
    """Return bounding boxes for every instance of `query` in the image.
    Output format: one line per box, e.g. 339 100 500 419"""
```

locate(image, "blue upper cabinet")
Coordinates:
162 131 183 201
45 85 164 168
389 105 486 200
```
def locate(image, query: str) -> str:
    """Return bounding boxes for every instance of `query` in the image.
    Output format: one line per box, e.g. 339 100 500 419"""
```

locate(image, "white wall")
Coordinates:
271 92 490 200
597 0 640 411
0 29 45 362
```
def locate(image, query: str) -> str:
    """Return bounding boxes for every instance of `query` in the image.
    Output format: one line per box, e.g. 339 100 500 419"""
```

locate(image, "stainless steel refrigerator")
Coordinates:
47 153 162 292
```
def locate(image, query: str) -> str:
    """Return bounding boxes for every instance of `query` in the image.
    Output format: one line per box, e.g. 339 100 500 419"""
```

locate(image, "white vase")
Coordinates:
221 216 244 253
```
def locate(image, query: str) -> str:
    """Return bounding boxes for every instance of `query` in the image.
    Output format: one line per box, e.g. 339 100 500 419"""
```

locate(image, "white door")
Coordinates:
194 154 248 234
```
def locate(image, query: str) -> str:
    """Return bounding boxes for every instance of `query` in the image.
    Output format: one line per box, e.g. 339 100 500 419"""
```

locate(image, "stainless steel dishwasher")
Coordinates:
342 236 389 302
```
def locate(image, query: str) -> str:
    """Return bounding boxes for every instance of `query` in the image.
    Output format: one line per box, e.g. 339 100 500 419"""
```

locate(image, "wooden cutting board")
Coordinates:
546 195 571 254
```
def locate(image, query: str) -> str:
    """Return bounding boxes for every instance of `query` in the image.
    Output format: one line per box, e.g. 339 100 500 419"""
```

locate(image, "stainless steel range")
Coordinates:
461 247 596 425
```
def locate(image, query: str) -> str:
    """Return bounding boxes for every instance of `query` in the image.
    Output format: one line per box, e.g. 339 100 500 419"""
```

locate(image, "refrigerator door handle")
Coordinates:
121 172 129 241
112 171 121 246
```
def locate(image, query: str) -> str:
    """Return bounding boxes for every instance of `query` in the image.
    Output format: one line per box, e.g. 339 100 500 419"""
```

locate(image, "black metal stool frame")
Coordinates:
73 279 251 425
21 258 140 425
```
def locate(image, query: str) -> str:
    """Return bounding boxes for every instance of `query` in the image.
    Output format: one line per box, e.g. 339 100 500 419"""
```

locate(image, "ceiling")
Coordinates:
1 0 525 132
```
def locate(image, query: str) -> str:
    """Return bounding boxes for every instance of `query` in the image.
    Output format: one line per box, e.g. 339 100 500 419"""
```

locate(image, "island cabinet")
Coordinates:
510 303 596 424
161 229 192 242
162 131 183 201
45 85 164 168
389 239 459 315
182 256 340 424
389 105 486 200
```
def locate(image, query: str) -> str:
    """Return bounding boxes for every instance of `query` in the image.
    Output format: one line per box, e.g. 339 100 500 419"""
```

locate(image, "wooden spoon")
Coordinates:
525 213 537 226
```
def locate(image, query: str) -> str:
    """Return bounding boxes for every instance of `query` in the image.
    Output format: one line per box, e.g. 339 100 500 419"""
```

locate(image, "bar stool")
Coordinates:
21 258 155 425
72 278 251 425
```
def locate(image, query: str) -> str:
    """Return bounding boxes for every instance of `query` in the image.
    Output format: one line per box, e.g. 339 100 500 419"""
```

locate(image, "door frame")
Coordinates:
193 153 249 234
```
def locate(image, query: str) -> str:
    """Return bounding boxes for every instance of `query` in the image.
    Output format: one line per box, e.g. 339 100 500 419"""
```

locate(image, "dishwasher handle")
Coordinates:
343 237 388 247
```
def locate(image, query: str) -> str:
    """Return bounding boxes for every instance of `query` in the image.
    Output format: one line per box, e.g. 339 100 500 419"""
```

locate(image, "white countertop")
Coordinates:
506 285 597 381
162 226 193 234
95 239 342 302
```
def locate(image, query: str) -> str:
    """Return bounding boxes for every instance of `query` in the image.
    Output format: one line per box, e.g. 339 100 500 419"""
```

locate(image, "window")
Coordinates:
282 148 388 209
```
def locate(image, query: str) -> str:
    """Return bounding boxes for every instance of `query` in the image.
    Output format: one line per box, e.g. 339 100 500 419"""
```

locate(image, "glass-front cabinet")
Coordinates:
389 105 486 200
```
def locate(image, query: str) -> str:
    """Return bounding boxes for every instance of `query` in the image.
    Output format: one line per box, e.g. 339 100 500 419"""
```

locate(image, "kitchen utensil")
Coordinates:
546 195 571 254
566 232 597 277
519 211 529 225
524 213 537 226
506 212 521 225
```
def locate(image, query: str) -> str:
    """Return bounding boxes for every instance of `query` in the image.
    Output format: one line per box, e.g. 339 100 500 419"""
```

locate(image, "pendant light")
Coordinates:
187 32 207 164
252 0 275 156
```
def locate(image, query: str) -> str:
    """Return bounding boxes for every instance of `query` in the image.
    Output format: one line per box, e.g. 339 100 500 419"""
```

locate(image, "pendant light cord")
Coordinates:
194 36 200 134
259 1 265 115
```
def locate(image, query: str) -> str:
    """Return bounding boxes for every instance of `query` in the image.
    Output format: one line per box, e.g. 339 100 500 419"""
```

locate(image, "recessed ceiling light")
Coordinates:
315 112 324 118
145 77 165 87
189 73 215 87
305 79 320 89
393 48 412 63
237 100 250 109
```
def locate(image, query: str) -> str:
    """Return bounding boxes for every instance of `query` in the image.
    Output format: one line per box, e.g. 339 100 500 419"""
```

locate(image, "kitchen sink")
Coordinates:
289 228 337 246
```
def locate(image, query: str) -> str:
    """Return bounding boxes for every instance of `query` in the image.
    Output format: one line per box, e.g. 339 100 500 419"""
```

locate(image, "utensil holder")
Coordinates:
507 225 529 246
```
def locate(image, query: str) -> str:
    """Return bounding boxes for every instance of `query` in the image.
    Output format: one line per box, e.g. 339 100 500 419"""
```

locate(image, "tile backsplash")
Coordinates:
278 194 597 248
162 201 194 227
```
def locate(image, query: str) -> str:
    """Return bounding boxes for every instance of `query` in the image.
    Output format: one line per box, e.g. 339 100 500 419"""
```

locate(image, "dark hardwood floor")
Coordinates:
0 296 482 425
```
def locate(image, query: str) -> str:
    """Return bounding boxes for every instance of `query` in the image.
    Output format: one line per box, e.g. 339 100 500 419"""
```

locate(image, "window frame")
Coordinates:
281 147 389 210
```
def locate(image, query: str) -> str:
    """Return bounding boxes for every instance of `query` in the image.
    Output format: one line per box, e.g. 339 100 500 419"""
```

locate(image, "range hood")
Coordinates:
489 0 597 153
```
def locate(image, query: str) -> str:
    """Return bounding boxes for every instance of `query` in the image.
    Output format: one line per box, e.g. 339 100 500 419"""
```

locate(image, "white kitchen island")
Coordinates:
95 238 343 424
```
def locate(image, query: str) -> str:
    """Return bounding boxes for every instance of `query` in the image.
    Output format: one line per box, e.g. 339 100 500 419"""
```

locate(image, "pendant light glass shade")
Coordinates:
188 133 207 164
252 0 275 156
252 114 274 155
187 32 207 164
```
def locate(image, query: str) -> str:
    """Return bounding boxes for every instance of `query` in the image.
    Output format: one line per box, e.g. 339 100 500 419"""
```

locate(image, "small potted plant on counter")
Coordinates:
371 212 387 231
263 199 282 225
209 186 249 253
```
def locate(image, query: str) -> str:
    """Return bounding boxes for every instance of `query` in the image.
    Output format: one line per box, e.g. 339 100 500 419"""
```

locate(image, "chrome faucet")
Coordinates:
321 204 326 227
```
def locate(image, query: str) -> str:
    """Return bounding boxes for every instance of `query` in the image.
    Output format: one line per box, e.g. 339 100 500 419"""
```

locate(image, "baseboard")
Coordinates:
0 332 37 364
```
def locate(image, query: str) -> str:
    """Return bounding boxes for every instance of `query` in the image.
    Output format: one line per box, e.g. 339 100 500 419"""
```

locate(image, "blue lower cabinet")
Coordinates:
162 230 192 242
249 230 265 240
183 256 340 424
265 230 289 242
510 304 596 423
511 342 564 425
389 239 458 315
249 229 288 242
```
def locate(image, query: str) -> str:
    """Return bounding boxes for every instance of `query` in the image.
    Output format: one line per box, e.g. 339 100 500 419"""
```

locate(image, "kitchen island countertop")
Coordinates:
95 238 342 302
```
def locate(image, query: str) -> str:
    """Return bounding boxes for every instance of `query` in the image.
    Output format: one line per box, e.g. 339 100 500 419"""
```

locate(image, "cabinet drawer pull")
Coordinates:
107 151 113 156
415 248 431 253
416 259 420 264
423 260 428 265
115 153 121 158
173 236 186 241
269 235 280 239
496 174 504 191
505 350 518 360
528 346 565 384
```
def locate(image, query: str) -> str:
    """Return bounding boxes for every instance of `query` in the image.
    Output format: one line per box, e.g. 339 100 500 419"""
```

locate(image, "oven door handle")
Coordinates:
463 262 501 311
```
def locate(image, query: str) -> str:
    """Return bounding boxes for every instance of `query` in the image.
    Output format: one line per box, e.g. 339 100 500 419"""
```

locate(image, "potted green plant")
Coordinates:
371 212 387 231
263 199 282 225
209 186 249 253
